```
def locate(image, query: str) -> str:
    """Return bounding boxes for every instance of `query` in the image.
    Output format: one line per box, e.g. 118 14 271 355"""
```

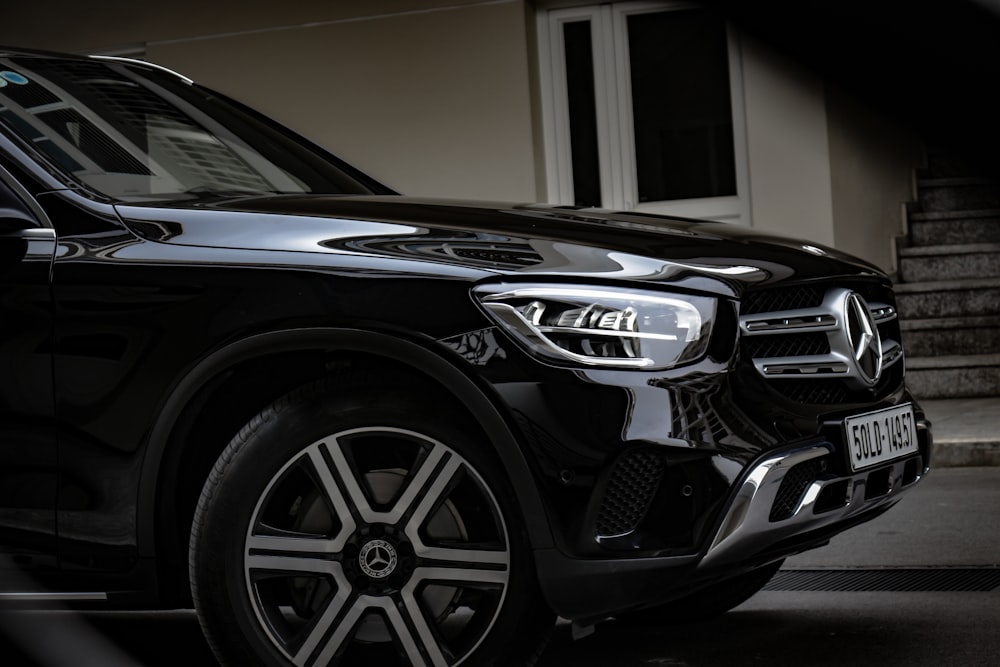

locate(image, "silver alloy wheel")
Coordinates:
243 426 511 666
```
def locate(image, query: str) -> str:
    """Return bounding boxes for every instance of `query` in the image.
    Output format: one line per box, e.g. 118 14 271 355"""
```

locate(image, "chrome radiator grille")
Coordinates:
739 284 905 404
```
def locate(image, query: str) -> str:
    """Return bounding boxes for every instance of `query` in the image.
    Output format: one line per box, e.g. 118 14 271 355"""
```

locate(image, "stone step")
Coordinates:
894 278 1000 319
922 154 978 179
917 398 1000 467
897 242 1000 282
901 315 1000 356
921 146 990 179
908 209 1000 246
917 177 1000 213
905 353 1000 399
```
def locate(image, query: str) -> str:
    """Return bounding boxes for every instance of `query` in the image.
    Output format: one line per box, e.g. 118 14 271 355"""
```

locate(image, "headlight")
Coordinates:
473 283 716 369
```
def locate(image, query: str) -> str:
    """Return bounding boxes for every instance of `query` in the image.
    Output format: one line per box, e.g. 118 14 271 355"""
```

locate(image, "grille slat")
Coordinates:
772 379 851 404
744 332 830 359
742 286 823 315
739 284 905 405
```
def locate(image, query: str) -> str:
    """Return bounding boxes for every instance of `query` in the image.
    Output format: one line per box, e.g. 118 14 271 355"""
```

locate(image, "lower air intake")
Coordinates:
595 449 665 538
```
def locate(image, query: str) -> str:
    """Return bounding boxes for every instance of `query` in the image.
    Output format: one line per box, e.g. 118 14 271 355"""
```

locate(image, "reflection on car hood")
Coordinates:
115 194 886 296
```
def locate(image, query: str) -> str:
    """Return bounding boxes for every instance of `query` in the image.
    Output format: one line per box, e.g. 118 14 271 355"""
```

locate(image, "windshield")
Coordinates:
0 55 388 201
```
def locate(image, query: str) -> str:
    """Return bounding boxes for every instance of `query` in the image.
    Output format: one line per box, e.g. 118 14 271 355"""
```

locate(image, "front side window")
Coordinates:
539 1 750 223
0 55 386 201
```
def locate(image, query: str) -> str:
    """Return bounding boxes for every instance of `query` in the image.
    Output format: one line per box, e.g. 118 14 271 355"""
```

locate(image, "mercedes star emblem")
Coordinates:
844 292 883 386
359 539 398 579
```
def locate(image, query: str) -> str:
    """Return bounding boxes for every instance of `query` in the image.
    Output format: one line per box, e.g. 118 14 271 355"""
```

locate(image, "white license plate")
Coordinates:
844 403 918 472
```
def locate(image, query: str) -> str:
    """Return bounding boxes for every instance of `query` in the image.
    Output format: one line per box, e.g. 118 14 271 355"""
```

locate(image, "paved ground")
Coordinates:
2 467 996 666
921 397 1000 466
783 465 998 568
537 466 1000 666
540 588 1000 666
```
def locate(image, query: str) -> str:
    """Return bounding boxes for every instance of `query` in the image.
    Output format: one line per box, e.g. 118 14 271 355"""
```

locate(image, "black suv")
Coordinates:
0 49 930 666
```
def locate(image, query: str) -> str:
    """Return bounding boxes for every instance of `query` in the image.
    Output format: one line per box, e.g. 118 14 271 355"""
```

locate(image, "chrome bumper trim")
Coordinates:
0 592 107 601
700 424 928 569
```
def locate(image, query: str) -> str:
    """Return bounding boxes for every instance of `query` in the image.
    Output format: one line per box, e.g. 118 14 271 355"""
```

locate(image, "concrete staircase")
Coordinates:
897 159 1000 399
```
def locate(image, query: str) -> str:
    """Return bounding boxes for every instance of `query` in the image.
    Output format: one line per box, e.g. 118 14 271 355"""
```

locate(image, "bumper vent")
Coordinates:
770 458 827 522
595 449 665 538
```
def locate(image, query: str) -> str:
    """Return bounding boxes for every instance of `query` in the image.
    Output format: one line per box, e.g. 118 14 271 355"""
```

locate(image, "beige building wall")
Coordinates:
0 1 505 54
738 35 920 272
148 3 537 201
0 0 539 202
826 87 925 273
739 35 836 247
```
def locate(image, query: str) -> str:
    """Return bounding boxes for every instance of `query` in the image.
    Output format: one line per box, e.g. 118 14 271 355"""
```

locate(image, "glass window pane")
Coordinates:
628 10 736 202
563 20 602 208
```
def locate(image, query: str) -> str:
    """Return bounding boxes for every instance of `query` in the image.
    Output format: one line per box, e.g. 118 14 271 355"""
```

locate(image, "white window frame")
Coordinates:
538 1 751 224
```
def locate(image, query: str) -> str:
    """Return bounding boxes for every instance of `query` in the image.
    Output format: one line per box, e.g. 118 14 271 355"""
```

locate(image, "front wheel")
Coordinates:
190 379 552 666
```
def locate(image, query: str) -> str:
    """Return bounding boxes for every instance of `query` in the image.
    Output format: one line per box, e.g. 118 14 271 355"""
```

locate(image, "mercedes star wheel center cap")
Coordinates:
359 539 398 579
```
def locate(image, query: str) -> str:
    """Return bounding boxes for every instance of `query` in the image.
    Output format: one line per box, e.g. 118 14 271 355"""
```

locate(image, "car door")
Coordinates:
0 163 57 584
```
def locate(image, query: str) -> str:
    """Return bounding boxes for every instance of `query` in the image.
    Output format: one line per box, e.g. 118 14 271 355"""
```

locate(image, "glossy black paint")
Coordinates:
27 187 891 579
0 48 926 623
116 192 883 289
0 172 57 577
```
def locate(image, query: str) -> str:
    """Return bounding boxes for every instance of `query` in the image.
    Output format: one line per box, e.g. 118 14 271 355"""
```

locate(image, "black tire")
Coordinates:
190 378 553 666
616 559 784 625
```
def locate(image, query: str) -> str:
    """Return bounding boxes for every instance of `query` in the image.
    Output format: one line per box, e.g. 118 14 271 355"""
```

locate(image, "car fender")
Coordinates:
136 326 555 561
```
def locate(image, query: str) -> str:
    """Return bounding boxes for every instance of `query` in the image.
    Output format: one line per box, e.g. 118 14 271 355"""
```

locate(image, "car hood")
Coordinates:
115 194 886 297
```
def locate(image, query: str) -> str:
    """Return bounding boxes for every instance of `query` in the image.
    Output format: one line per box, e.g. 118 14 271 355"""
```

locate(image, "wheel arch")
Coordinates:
139 327 554 604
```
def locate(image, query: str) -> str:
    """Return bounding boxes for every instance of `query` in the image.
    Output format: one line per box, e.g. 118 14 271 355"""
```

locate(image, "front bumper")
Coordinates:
534 414 931 621
701 414 931 568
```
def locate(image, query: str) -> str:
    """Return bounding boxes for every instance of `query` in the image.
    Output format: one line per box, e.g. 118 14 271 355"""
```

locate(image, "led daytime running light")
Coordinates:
475 284 715 370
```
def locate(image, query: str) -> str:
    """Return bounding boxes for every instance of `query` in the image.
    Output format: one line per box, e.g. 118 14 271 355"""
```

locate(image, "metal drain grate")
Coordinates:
765 568 1000 592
